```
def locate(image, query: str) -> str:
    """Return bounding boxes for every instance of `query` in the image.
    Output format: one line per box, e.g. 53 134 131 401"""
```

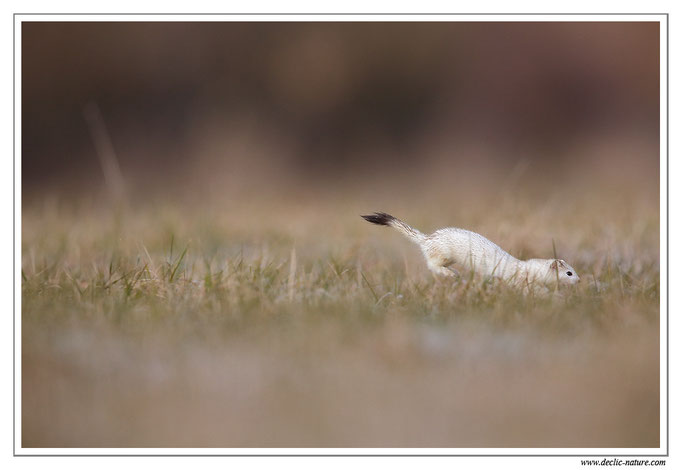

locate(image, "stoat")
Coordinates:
361 212 579 287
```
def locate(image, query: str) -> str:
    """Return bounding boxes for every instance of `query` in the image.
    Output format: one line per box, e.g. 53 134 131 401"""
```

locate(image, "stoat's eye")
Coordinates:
567 271 573 276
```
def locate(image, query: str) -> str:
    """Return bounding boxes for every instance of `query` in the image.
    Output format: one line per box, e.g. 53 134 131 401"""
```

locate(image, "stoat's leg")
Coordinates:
446 265 461 277
429 265 457 277
443 261 461 277
426 258 458 277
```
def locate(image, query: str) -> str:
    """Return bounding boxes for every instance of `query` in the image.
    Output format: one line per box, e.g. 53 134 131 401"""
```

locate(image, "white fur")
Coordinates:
368 213 580 287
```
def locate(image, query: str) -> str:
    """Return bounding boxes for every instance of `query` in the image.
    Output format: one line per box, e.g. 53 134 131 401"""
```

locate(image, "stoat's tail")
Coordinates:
361 212 426 245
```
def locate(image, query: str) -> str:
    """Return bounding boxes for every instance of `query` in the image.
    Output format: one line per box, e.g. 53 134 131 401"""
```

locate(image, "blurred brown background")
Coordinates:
22 21 659 201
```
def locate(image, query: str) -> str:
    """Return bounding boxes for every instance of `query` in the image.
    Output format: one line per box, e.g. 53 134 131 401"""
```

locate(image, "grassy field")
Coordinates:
21 171 660 448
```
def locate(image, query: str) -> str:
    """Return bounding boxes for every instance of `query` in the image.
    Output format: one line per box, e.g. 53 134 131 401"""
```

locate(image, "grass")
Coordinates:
21 178 660 448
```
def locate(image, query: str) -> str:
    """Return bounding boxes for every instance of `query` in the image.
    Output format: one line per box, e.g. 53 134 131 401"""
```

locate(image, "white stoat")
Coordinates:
361 212 579 287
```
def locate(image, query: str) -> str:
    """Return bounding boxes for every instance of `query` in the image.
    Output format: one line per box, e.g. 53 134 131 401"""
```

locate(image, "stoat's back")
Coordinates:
425 228 521 279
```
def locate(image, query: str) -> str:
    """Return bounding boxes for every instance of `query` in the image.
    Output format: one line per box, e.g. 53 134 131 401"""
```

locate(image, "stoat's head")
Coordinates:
547 259 580 285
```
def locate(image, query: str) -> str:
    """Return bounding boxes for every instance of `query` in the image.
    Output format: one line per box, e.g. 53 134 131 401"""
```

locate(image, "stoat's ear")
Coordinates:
549 260 559 270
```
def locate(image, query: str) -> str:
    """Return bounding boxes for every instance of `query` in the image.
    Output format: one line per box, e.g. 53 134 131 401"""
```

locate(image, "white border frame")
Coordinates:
13 13 669 458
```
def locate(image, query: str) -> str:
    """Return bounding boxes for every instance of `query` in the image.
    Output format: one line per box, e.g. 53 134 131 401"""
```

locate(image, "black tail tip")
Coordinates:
361 212 395 226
